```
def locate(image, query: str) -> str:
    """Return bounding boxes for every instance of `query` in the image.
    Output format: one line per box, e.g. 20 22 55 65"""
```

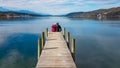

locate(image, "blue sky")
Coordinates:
0 0 120 15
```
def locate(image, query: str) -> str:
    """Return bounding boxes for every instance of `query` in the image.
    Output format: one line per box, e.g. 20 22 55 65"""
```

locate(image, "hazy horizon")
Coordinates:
0 0 120 15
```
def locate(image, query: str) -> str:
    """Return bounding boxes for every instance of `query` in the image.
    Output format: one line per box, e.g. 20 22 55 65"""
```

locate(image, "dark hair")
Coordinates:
56 22 59 24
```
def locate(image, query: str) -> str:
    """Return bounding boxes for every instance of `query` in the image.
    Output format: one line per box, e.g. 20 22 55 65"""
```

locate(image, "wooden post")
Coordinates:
63 28 66 39
66 32 70 49
71 38 75 61
46 28 48 38
38 38 41 60
42 32 45 48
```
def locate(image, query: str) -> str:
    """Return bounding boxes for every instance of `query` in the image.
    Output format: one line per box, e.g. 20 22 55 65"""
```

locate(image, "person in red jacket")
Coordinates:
51 24 56 32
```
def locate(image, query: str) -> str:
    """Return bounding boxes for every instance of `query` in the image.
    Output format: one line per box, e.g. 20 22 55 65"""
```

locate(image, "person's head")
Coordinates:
56 22 59 25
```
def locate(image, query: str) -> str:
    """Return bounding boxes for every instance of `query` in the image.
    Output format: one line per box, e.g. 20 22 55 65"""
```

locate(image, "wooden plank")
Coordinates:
36 32 76 68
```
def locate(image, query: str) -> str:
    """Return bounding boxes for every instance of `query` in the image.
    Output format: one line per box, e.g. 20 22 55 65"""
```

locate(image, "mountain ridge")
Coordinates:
66 7 120 20
0 7 52 19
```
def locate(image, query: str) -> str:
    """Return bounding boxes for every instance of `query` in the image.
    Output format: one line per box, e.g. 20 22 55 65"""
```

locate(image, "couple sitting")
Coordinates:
51 22 62 32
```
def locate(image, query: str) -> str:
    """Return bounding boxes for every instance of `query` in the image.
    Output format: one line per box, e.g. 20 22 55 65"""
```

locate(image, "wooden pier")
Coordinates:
36 32 76 68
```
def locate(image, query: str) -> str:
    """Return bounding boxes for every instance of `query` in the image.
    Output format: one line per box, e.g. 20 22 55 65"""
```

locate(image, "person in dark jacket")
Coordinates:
56 22 62 32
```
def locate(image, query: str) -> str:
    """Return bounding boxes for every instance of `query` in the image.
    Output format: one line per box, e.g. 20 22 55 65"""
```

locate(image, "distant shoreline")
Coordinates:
1 6 120 20
66 7 120 20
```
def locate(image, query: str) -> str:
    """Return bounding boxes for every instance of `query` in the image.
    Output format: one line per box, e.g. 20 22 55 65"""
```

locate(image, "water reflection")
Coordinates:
0 49 37 68
75 33 120 68
0 33 38 68
0 17 120 68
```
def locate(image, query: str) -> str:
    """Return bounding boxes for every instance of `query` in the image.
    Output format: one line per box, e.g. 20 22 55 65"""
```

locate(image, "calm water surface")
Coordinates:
0 17 120 68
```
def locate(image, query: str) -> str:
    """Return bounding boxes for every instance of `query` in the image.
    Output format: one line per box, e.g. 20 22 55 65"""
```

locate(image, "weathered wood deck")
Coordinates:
36 32 76 68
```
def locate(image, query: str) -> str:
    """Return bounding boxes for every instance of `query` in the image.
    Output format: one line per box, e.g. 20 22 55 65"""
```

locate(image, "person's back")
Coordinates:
56 23 62 32
51 24 56 32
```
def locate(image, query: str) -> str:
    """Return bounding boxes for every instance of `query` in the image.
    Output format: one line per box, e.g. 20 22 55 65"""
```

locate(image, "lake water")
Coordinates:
0 17 120 68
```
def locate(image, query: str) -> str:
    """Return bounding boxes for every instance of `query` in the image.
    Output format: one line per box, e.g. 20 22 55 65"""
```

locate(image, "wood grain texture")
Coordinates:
36 32 76 68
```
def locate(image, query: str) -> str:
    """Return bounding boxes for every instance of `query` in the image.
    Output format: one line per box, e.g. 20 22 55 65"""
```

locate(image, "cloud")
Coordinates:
85 0 118 5
0 0 120 15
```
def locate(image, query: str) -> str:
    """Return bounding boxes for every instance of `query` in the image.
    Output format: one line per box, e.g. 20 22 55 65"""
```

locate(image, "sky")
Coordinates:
0 0 120 15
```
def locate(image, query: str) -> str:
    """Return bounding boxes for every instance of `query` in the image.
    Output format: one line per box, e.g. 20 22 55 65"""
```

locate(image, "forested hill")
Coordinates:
0 7 50 19
66 7 120 20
